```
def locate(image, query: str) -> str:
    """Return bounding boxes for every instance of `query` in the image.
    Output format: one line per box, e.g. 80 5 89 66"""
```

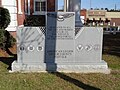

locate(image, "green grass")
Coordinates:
0 54 119 90
0 55 120 90
103 54 120 70
0 33 120 90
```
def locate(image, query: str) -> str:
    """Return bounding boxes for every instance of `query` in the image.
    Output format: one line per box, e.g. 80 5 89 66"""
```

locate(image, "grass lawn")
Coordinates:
0 33 119 90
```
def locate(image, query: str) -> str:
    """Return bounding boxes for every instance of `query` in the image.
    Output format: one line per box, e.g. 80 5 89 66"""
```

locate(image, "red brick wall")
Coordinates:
30 0 34 14
9 31 17 38
17 0 56 26
17 0 25 26
47 0 55 12
80 9 87 19
111 18 120 26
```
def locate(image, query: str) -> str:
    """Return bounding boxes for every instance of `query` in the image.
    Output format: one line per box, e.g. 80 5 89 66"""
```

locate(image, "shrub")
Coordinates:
0 7 15 51
0 7 11 29
0 29 16 50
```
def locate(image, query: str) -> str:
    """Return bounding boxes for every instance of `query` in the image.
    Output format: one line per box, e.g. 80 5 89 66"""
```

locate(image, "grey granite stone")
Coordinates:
12 12 110 73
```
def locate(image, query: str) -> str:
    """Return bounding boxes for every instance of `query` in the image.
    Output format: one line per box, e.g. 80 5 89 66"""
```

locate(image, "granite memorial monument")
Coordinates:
11 0 110 73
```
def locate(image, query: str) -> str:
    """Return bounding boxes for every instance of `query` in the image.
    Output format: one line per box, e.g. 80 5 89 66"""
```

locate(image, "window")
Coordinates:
34 0 46 15
41 2 46 11
35 1 40 11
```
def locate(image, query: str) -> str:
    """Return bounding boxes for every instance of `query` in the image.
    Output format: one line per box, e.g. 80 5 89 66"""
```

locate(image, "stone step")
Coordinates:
6 26 17 31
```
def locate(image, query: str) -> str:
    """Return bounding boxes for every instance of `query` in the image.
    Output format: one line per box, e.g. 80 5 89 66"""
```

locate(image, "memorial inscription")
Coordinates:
45 12 75 62
47 26 74 40
11 0 109 73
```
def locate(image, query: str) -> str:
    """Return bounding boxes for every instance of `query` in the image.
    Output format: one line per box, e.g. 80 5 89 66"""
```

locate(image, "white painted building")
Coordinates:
1 0 17 31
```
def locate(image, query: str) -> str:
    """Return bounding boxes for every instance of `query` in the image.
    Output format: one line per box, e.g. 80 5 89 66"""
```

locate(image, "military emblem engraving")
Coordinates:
47 13 75 21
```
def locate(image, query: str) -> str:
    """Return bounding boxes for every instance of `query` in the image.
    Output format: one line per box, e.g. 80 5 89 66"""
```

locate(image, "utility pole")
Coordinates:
115 4 116 10
90 0 91 9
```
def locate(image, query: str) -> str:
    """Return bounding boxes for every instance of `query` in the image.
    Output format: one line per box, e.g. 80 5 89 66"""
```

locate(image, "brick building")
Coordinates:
81 9 120 27
0 0 56 31
80 9 87 24
106 12 120 26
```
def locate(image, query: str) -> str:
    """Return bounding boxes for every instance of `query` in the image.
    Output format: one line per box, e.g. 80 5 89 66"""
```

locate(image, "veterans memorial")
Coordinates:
12 0 110 73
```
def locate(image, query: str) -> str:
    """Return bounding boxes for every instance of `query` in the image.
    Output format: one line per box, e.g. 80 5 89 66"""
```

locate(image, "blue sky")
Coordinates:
58 0 120 10
81 0 120 9
58 0 64 9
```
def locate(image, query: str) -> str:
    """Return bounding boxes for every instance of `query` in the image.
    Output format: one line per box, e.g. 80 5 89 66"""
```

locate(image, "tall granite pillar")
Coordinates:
68 0 82 27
